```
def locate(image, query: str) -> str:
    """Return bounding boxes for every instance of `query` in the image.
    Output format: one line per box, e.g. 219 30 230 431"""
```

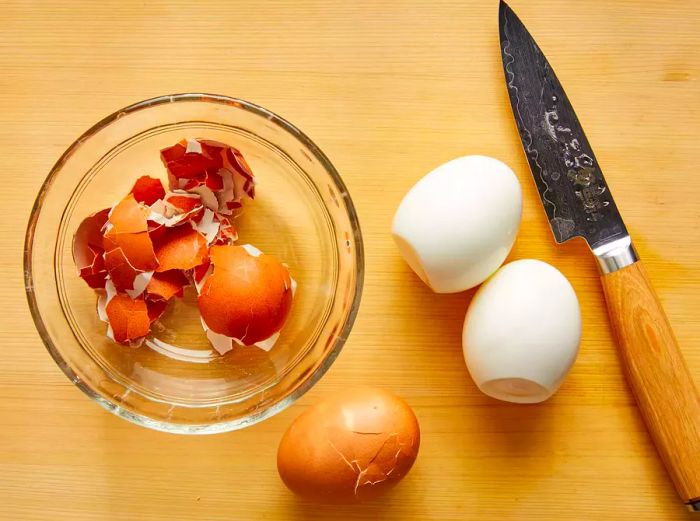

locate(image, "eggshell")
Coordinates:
102 229 158 272
392 155 522 293
212 215 238 245
462 259 581 404
145 270 189 301
108 194 150 233
145 298 169 323
103 247 142 293
277 387 420 503
198 244 293 345
153 225 208 272
72 208 110 289
77 246 108 289
130 175 165 206
160 138 255 216
148 198 204 228
105 294 151 344
75 137 261 349
160 138 223 183
223 146 256 202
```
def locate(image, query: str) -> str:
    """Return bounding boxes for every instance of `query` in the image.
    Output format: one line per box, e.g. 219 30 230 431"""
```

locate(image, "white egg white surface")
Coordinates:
392 155 522 293
462 259 581 404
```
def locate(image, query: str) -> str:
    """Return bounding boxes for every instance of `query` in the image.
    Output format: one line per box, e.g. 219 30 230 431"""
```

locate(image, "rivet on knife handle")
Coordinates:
498 0 700 506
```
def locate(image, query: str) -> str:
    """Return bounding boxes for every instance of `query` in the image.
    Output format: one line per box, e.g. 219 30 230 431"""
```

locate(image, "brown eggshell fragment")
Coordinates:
195 209 221 244
130 176 166 206
74 208 109 252
165 193 202 214
105 294 151 343
78 246 108 289
182 171 224 211
108 194 149 233
148 192 203 228
72 208 110 288
145 298 169 323
213 216 237 245
146 220 167 243
153 225 208 272
146 270 189 301
192 258 212 291
160 138 223 185
197 245 293 345
103 247 141 293
160 138 255 216
224 147 256 201
103 229 158 272
277 387 420 503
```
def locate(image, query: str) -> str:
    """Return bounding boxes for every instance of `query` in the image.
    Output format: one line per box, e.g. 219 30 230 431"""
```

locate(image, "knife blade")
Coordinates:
499 0 700 509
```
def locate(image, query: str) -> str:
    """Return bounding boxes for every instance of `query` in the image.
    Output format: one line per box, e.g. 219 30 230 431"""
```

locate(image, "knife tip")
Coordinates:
499 0 512 39
499 0 525 39
499 0 513 25
499 0 512 15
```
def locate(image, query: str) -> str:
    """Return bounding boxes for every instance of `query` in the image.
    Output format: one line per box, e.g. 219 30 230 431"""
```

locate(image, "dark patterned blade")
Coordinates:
499 0 627 249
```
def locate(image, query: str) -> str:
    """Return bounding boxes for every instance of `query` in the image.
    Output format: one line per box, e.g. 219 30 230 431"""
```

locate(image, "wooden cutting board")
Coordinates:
1 1 698 519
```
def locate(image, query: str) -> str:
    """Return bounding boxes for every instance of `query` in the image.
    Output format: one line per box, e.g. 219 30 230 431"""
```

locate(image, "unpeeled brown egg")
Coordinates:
277 387 420 503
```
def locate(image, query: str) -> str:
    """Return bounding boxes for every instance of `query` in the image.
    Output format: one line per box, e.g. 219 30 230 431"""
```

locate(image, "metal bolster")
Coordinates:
592 235 639 274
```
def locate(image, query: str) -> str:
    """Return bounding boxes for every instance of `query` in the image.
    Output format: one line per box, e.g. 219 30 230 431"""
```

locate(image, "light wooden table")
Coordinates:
2 1 699 519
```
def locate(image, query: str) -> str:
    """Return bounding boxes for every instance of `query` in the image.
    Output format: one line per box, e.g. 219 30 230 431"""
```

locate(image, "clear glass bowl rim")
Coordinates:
24 93 365 433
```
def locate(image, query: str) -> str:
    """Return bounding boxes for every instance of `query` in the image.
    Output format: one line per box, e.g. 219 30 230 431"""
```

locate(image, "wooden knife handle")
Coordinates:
601 260 700 505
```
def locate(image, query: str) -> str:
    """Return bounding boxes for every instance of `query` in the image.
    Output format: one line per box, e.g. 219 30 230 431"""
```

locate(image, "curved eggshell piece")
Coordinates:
145 298 169 324
197 245 293 345
78 246 108 289
153 225 208 272
130 176 165 206
165 193 202 214
108 194 149 234
72 208 109 289
105 294 150 343
146 270 189 301
103 229 158 272
277 387 420 503
160 138 223 182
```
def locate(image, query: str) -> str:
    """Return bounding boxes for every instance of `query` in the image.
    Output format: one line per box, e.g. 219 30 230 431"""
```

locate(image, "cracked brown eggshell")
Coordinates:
277 387 420 503
198 244 293 346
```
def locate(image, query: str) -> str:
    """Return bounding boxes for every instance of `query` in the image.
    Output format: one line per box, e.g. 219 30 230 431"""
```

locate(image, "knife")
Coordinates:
498 0 700 509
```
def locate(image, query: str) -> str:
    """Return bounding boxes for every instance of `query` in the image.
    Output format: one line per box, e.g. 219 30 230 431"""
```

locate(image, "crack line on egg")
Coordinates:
354 469 388 495
386 445 406 476
353 433 402 497
367 434 399 467
327 439 356 473
240 322 250 343
361 475 389 488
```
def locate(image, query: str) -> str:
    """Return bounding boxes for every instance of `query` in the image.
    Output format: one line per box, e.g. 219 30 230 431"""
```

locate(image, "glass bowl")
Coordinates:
25 94 364 434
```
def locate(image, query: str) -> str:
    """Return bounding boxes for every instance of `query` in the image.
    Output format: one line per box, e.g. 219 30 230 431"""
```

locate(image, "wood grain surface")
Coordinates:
1 1 699 519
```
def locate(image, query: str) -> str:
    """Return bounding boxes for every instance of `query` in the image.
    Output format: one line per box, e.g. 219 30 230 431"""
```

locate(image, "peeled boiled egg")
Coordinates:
277 387 420 503
198 244 294 352
392 155 522 293
463 259 581 404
